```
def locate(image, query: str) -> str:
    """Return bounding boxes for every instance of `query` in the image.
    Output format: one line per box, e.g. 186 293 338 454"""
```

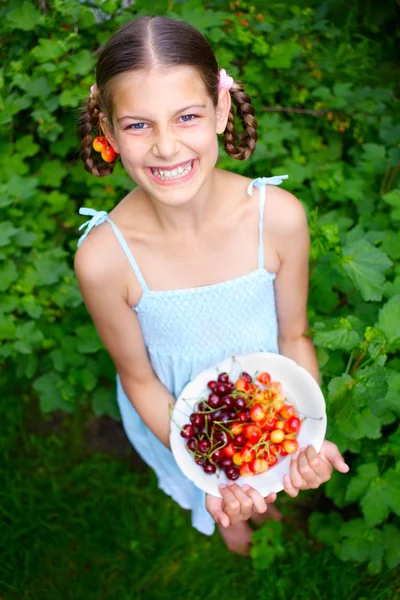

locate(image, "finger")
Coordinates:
305 445 332 482
220 484 242 519
322 440 350 473
227 483 254 519
283 473 299 498
297 448 324 489
215 510 230 528
264 492 277 504
242 484 268 514
290 450 308 490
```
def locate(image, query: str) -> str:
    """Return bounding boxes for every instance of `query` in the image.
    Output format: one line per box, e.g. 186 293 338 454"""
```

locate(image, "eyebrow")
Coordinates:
116 104 207 123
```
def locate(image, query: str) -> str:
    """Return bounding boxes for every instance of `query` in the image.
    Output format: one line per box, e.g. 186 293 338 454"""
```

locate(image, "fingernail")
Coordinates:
291 451 299 460
219 484 226 489
242 484 250 491
344 464 350 472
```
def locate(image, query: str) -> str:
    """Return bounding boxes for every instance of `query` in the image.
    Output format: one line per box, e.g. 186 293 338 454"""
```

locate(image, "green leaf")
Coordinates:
382 371 400 415
33 371 73 413
378 295 400 348
361 479 391 526
0 222 19 247
382 189 400 208
382 464 400 516
327 374 354 419
39 160 68 187
92 387 120 420
313 317 363 351
31 39 65 62
308 511 343 546
341 240 392 301
265 41 302 69
353 364 389 417
15 134 40 158
345 463 379 503
339 519 384 573
0 261 18 292
383 524 400 569
6 1 41 31
250 521 285 570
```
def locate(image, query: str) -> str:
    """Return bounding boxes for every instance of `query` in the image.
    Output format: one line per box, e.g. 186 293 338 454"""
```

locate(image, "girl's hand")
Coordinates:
283 439 350 498
206 484 277 528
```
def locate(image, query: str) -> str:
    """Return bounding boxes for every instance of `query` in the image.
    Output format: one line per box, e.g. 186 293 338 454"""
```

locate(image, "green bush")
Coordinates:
1 0 399 575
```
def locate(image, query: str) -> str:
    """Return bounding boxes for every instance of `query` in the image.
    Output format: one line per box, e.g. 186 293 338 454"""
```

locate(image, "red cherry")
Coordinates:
181 424 195 439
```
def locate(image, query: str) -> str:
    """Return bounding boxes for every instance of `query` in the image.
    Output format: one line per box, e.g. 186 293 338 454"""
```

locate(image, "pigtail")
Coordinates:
223 81 257 161
78 94 115 177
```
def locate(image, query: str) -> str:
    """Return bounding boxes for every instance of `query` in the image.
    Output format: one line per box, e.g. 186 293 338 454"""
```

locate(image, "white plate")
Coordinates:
170 352 327 498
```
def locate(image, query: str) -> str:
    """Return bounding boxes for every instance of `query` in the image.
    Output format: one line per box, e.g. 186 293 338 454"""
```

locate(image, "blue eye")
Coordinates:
130 123 147 130
180 114 196 123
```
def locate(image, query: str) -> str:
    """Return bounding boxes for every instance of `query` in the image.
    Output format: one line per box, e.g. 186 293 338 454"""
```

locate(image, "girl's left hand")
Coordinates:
283 440 350 498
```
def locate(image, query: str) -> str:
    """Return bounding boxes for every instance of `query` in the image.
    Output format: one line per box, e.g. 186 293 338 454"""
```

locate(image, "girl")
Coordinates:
75 16 349 556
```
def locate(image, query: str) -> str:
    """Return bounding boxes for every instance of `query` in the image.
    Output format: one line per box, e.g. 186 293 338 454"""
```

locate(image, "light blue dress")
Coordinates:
77 175 288 535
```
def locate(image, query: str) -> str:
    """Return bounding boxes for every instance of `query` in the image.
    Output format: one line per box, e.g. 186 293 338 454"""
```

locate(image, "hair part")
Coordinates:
78 16 257 176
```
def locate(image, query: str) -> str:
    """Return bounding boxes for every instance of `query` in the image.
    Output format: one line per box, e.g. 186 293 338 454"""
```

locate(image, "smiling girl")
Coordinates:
75 16 349 555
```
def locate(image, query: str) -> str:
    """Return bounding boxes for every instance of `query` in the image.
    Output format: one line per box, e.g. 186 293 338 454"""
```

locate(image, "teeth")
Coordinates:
151 160 193 180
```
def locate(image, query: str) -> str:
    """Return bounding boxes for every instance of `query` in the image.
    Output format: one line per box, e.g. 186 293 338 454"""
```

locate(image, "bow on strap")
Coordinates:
77 207 108 247
247 175 289 196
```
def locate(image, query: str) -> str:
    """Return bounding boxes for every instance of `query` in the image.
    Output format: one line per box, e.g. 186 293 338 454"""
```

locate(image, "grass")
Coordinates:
0 397 399 600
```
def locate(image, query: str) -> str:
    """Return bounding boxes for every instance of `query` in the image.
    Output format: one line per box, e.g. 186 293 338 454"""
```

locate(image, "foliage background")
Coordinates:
1 0 400 597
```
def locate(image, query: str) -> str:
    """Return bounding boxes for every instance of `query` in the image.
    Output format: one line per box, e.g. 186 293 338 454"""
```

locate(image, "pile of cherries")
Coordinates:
180 370 302 480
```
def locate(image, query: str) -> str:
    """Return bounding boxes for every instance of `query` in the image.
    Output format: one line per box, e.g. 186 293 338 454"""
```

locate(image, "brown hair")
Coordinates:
79 16 257 176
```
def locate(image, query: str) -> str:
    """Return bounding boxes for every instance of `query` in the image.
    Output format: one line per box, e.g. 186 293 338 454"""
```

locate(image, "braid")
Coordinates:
223 81 257 161
78 94 115 177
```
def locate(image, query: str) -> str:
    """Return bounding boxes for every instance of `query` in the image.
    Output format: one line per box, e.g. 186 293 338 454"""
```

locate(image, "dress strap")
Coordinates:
247 175 289 269
77 207 149 293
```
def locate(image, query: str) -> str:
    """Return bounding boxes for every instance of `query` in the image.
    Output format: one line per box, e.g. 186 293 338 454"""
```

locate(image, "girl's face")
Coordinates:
105 66 230 207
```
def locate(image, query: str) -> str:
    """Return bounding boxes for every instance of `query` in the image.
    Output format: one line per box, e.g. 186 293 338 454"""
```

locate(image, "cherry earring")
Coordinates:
92 136 118 163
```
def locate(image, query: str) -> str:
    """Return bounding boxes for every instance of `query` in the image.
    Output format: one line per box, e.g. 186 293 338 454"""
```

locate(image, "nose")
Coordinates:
152 126 180 160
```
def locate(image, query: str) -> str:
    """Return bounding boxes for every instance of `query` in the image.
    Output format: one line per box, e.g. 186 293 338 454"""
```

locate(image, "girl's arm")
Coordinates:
272 192 319 382
268 189 349 495
75 241 174 449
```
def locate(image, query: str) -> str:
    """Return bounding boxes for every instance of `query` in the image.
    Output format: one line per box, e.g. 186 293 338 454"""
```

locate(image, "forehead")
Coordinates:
111 66 211 118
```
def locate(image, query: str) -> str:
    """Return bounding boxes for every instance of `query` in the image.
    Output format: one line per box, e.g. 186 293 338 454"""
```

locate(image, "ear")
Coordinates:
215 88 231 134
99 112 120 154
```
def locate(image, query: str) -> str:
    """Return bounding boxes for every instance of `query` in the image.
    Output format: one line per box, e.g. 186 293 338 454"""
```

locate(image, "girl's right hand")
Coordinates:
206 484 276 528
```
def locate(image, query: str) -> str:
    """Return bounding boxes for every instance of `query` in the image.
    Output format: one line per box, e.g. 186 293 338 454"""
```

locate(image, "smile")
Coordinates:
150 160 193 181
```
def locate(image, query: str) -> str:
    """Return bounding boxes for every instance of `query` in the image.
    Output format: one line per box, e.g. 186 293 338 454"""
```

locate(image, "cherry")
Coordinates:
225 466 240 480
198 439 211 454
198 402 208 412
181 424 196 439
190 412 204 427
205 414 213 425
101 145 116 163
234 397 247 410
204 461 216 474
212 448 225 462
186 438 197 452
214 430 231 445
235 434 246 446
227 409 236 420
218 411 231 423
210 409 223 422
220 457 233 469
217 372 230 383
214 382 230 396
208 393 220 408
208 380 218 392
220 395 234 409
237 411 248 423
241 372 252 383
195 457 204 466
